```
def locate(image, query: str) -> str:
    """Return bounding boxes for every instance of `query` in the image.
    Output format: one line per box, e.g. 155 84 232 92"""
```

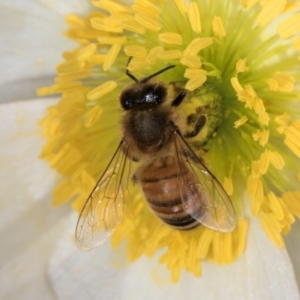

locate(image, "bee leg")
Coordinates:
184 115 207 138
171 91 187 107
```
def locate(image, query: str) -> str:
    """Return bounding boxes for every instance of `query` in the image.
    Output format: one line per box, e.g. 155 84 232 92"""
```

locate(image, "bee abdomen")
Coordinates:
139 158 200 230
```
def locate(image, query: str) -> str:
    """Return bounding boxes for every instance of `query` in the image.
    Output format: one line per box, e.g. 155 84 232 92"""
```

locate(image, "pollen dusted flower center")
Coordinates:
39 0 300 283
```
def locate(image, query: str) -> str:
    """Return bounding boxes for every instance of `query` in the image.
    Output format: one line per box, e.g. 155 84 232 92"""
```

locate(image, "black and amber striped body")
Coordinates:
139 156 201 230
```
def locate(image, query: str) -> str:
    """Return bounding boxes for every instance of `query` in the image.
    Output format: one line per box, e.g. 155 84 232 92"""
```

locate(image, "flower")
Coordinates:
37 0 300 284
1 0 300 298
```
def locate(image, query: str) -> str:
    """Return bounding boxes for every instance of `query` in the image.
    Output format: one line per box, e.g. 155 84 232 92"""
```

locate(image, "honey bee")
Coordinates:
76 63 236 250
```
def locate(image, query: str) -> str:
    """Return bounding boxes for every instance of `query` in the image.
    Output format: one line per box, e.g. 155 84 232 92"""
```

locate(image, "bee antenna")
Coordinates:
126 57 139 82
140 65 175 83
125 57 175 83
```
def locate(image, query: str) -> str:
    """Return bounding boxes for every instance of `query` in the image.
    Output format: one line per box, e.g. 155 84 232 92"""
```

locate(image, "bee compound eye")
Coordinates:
120 90 136 110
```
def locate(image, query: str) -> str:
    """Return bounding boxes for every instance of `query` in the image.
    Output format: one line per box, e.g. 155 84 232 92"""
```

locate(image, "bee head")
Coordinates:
120 63 175 110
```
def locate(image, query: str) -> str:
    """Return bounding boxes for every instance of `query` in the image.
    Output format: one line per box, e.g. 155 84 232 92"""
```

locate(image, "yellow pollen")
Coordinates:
233 219 249 257
103 44 121 71
98 36 127 45
66 14 85 27
231 77 243 93
75 43 97 61
55 71 90 83
56 60 86 74
157 50 182 61
184 69 207 91
91 17 123 33
84 105 103 128
124 45 147 58
52 179 80 206
260 213 284 247
270 151 285 169
87 80 117 101
188 2 201 34
268 192 284 221
158 32 183 45
127 57 147 71
234 116 248 128
146 46 164 64
174 0 187 14
236 58 248 73
133 0 160 19
240 0 259 8
256 0 286 27
258 149 271 175
87 54 106 66
266 72 295 92
277 13 300 38
275 114 291 134
247 175 264 216
121 19 146 34
135 13 161 31
36 82 82 96
282 191 300 218
181 55 202 68
183 37 213 56
92 0 132 14
252 129 269 147
293 36 300 50
283 120 300 157
223 177 233 195
212 16 226 38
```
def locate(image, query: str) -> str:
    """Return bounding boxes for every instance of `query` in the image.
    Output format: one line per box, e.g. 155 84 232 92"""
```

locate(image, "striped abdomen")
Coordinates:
139 156 201 230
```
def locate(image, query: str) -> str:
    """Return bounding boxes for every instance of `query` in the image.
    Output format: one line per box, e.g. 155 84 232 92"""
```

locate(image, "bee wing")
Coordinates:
75 141 130 250
173 131 236 232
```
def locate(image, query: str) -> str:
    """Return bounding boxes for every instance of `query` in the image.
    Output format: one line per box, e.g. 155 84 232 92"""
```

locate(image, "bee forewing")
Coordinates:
75 142 128 250
173 132 236 232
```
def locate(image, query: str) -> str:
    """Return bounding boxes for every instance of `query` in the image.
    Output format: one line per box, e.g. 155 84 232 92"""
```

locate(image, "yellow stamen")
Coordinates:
183 37 213 56
181 55 202 68
133 0 160 19
223 177 234 195
258 150 271 175
87 54 106 66
232 219 249 257
75 43 97 61
52 179 80 206
247 175 264 215
124 45 147 58
293 36 300 50
135 13 161 31
84 105 103 128
55 71 90 83
231 77 244 93
146 46 164 64
256 0 286 27
240 0 259 8
266 72 295 92
87 80 117 101
174 0 187 14
267 192 285 221
260 213 284 247
236 58 248 73
234 116 248 128
284 120 300 158
188 2 201 34
252 129 269 147
158 33 183 45
212 16 226 38
270 151 285 169
277 13 300 38
282 191 300 218
92 0 132 14
91 17 123 33
98 36 127 44
158 50 182 60
184 69 207 91
103 44 121 71
121 19 146 34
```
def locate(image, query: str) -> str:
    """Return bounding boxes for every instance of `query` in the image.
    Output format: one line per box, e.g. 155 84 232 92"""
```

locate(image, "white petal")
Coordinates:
285 220 300 289
0 0 91 102
48 214 300 299
0 98 71 299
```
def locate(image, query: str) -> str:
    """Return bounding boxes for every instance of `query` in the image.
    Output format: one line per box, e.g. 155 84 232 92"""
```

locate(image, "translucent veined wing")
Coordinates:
173 130 236 232
75 141 130 250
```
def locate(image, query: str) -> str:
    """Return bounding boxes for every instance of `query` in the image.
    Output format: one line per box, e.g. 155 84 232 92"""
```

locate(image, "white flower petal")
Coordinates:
0 98 71 299
48 213 300 299
0 0 91 102
285 220 300 289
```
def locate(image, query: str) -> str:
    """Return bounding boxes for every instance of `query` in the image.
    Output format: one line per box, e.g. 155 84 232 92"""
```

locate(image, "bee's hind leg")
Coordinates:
184 114 206 138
